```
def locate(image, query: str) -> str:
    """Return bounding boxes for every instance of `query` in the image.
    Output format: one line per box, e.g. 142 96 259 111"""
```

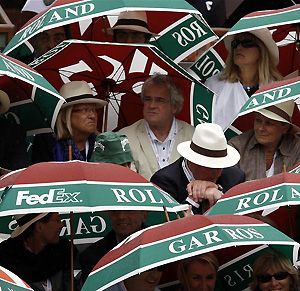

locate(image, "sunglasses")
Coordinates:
257 271 289 283
231 38 258 49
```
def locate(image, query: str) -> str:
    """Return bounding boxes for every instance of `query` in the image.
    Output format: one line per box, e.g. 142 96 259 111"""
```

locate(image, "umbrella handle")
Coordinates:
70 211 74 291
163 206 170 222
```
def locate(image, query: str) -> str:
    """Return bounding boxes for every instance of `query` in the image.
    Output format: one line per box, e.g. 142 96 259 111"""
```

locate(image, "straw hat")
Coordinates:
60 81 107 108
90 131 133 165
11 213 49 238
224 28 279 66
256 100 295 125
112 11 157 36
0 90 10 114
177 123 240 168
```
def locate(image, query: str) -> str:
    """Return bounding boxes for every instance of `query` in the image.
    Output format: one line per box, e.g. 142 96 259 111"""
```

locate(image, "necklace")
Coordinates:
243 84 259 96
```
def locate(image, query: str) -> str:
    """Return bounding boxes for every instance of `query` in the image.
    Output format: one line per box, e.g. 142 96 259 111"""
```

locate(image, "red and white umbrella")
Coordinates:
0 266 33 291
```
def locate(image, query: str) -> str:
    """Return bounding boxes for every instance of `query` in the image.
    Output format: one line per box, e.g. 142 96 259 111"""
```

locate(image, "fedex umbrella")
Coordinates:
0 161 187 216
3 0 217 64
30 40 214 130
0 53 65 135
206 172 300 238
189 4 300 82
0 266 33 291
81 214 300 291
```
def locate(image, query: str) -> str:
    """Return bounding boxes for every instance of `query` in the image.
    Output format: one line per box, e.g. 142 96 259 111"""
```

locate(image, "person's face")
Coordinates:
38 213 63 245
124 268 162 291
71 103 98 139
188 161 222 182
114 29 147 43
142 84 177 129
257 266 291 291
33 26 67 57
232 34 260 68
108 210 147 241
185 260 217 291
254 113 289 149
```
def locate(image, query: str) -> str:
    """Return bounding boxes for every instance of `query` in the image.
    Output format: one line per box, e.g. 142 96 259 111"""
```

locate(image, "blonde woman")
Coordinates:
205 28 282 130
31 81 107 162
177 253 219 291
250 251 299 291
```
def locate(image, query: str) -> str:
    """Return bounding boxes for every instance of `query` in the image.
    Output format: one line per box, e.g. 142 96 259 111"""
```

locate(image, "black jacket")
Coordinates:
151 157 245 212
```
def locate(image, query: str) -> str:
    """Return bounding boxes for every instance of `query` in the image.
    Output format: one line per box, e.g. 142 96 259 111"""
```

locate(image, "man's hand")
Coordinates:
186 180 222 208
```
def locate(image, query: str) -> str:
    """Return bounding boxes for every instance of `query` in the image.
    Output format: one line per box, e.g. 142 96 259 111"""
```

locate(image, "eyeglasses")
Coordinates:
231 38 258 50
257 271 289 283
72 107 97 114
142 96 170 104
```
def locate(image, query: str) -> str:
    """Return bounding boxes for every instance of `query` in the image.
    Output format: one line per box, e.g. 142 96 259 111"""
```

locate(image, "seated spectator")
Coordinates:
151 123 244 214
250 250 299 291
31 26 70 58
0 212 79 291
177 253 219 291
204 28 281 130
120 73 194 180
229 100 300 180
90 131 134 168
108 267 162 291
0 90 28 173
112 11 157 44
79 210 147 283
31 80 107 162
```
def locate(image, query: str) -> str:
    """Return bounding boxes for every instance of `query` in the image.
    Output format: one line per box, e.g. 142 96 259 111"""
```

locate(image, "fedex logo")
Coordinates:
16 188 81 206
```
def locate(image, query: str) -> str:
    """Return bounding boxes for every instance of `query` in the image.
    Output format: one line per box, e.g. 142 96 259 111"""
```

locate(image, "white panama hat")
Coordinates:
224 28 279 66
177 123 240 168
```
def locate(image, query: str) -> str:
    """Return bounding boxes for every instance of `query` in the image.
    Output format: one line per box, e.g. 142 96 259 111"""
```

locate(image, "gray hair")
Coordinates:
141 73 184 114
55 106 73 140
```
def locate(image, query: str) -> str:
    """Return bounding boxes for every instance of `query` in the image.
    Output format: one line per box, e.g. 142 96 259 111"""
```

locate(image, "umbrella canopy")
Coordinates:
0 53 65 135
82 214 300 291
226 76 300 135
30 40 214 130
0 266 33 291
206 172 300 237
3 0 216 64
0 161 187 216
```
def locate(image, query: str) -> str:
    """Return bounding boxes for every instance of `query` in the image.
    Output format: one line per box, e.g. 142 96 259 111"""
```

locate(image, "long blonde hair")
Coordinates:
55 106 73 140
220 33 282 85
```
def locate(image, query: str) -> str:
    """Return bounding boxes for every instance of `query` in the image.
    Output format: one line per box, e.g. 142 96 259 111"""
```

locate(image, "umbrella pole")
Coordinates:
70 211 74 291
163 206 170 222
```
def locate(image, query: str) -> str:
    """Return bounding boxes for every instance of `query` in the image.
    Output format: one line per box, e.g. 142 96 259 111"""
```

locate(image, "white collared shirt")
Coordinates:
145 118 177 169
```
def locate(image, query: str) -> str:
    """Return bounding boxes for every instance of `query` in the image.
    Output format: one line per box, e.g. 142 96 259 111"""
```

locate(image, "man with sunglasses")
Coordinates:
204 28 281 131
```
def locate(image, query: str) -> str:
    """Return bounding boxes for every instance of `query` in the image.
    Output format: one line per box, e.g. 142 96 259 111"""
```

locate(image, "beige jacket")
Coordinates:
119 119 195 180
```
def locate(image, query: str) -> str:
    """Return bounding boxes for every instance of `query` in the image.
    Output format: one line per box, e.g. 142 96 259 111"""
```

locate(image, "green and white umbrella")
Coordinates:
226 76 300 136
0 53 65 135
3 0 217 64
0 160 187 216
82 214 300 291
206 172 300 239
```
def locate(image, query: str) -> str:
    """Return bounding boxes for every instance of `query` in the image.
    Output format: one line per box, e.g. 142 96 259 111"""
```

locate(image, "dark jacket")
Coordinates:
0 237 78 291
0 118 28 171
31 133 96 163
151 157 245 212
